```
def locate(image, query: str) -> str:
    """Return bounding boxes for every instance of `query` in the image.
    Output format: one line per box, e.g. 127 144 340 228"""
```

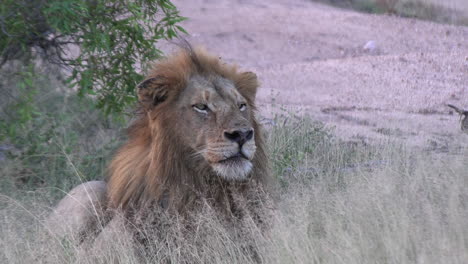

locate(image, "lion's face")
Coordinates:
135 49 260 182
173 75 256 180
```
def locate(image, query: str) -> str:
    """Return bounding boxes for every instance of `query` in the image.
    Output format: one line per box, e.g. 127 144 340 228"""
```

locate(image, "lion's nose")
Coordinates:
224 129 254 146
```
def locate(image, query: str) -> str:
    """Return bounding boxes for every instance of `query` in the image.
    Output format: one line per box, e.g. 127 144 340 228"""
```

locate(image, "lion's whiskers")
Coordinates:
190 149 208 159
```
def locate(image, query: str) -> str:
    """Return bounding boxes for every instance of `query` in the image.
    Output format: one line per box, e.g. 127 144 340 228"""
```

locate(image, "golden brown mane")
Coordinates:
106 45 269 213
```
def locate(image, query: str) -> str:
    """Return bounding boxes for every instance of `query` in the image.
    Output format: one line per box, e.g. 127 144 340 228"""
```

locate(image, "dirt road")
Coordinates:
170 0 468 151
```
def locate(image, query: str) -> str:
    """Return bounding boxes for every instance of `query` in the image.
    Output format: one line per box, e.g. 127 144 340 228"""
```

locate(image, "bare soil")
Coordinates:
169 0 468 151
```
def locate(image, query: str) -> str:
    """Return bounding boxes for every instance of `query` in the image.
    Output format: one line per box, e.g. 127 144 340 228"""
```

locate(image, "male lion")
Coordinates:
47 44 271 247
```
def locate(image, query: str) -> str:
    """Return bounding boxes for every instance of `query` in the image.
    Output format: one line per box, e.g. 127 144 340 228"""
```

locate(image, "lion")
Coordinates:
46 44 271 249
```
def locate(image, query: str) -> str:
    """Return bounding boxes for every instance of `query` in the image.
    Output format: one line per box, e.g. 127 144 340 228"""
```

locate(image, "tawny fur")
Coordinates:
106 46 270 215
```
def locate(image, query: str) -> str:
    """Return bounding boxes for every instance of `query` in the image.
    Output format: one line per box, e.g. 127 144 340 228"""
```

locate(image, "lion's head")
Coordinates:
107 44 269 211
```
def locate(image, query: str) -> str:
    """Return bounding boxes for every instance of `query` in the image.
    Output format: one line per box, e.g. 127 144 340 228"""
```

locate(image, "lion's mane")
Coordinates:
106 45 270 214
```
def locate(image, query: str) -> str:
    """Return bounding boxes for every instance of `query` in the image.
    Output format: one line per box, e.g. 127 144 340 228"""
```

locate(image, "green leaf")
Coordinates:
176 25 188 34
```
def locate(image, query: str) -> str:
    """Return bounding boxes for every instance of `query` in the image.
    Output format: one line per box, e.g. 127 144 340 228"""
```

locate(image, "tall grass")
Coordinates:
1 111 467 263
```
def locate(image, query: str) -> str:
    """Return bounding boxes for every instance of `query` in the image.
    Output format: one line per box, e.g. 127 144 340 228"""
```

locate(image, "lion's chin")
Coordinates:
211 158 253 181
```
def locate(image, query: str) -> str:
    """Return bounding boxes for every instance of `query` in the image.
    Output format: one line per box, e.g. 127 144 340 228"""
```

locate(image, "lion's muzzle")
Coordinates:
205 128 256 181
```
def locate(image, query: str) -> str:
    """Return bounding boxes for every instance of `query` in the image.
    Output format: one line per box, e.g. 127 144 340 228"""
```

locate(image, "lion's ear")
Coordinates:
237 71 259 101
137 76 169 110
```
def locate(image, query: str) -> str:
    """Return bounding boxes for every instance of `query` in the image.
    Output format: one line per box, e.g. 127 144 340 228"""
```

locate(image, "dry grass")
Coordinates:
1 115 467 263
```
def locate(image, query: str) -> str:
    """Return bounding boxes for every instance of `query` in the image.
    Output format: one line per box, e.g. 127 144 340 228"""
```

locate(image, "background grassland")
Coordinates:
311 0 468 26
1 73 467 262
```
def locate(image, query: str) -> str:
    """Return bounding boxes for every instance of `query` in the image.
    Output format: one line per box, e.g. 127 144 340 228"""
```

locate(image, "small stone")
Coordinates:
363 40 377 53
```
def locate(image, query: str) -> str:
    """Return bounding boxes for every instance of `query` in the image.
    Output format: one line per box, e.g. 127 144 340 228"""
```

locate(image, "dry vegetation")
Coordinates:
1 110 467 263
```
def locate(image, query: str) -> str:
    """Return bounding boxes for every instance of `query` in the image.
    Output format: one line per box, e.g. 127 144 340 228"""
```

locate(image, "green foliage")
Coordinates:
0 0 186 191
0 65 122 197
0 0 186 114
0 65 40 144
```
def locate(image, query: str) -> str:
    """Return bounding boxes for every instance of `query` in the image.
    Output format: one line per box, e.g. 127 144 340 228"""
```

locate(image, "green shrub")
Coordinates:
0 64 123 198
0 0 186 114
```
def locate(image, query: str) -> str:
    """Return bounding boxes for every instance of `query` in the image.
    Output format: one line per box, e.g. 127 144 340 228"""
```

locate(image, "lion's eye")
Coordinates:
239 103 247 111
193 104 209 113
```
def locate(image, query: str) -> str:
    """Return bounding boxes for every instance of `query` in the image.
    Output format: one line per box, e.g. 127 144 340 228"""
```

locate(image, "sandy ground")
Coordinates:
167 0 468 151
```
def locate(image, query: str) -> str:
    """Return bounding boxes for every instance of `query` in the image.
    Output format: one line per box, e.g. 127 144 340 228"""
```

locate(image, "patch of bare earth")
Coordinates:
169 0 468 152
